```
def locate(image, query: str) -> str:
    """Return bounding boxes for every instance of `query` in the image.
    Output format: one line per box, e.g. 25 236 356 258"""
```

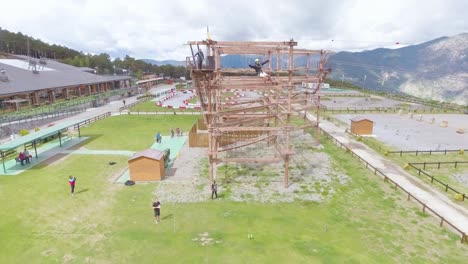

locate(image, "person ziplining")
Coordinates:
249 58 274 84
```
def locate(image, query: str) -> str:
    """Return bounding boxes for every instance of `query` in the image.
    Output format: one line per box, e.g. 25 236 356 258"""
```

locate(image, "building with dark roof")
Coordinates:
0 53 131 110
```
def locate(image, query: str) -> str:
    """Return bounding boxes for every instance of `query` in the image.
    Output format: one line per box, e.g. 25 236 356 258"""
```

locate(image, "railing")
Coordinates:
1 106 89 127
119 95 155 112
321 105 462 114
1 87 135 126
318 127 467 244
321 93 370 98
387 149 467 156
73 112 111 130
407 163 467 202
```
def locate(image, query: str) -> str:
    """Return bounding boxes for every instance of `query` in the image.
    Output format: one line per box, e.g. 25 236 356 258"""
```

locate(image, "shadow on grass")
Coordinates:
75 188 89 194
161 214 173 220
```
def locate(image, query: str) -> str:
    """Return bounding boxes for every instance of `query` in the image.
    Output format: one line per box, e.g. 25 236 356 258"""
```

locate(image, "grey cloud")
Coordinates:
0 0 466 60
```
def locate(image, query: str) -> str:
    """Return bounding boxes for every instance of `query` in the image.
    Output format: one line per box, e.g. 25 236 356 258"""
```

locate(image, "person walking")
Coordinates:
69 175 76 196
170 128 175 138
152 200 161 224
156 132 162 143
211 180 218 199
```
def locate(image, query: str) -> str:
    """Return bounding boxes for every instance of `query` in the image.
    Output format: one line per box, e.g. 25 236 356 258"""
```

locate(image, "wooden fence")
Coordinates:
387 149 467 156
321 106 462 114
318 128 467 244
73 112 111 130
188 123 208 147
407 163 467 202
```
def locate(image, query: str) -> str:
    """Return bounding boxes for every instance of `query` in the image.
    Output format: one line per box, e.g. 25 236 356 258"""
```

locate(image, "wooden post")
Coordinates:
1 153 6 173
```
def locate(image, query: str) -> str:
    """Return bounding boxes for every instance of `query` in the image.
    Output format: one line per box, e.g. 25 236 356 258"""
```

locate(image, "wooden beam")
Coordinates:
217 157 283 163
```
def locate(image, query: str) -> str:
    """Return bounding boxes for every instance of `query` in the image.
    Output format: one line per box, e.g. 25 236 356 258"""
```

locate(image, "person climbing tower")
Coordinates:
249 59 273 84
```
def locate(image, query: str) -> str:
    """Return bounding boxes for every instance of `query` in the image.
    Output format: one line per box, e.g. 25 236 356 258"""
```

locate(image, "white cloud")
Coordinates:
0 0 466 60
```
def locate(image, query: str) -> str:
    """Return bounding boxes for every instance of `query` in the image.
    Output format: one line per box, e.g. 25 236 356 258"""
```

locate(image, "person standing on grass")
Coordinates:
156 132 162 143
69 175 76 196
211 180 218 199
152 200 161 224
170 128 175 138
123 100 126 106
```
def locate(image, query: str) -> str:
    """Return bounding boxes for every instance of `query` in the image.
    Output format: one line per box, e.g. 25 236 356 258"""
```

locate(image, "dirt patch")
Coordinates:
192 232 222 246
154 131 349 203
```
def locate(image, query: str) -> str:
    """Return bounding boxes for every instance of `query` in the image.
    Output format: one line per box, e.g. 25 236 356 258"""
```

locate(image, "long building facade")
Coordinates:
0 53 132 111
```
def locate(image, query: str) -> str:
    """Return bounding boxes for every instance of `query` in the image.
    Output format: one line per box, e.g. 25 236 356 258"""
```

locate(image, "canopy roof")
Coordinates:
0 119 86 151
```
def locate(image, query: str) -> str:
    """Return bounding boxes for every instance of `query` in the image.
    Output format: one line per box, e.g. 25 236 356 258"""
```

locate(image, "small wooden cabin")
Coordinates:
350 117 374 135
128 149 165 181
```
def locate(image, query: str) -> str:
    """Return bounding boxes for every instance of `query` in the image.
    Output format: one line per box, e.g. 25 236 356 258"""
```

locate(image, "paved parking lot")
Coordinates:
335 114 468 150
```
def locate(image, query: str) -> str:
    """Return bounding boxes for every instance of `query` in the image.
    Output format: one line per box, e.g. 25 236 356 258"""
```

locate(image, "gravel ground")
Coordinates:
153 131 350 203
452 172 468 187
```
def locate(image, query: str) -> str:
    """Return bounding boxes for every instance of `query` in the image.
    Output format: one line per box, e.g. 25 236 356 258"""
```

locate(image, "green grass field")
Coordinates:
78 115 200 150
0 116 467 263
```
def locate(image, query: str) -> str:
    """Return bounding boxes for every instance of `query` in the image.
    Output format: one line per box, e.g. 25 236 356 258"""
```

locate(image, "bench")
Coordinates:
1 149 17 160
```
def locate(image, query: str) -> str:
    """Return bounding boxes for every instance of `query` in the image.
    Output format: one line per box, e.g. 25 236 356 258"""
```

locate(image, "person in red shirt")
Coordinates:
18 152 25 166
68 176 76 196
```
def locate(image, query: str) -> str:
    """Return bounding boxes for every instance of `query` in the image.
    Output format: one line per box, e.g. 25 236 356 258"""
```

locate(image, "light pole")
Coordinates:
341 74 344 89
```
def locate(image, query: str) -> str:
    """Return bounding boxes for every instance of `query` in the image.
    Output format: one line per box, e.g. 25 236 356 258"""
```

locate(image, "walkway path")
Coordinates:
307 113 468 236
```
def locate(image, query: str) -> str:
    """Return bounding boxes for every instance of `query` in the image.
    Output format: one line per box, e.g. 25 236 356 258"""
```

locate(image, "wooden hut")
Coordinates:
128 149 166 181
350 117 374 135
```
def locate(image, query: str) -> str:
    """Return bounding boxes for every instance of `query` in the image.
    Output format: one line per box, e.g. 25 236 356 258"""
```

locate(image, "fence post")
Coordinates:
431 176 434 183
444 150 447 155
407 193 411 201
423 162 426 170
416 150 418 156
438 162 440 169
445 184 449 192
455 161 458 168
422 204 426 212
429 150 432 155
440 217 444 227
400 150 402 156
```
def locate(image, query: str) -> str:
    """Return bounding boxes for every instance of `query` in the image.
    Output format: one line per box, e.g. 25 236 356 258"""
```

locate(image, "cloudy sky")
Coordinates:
0 0 466 60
